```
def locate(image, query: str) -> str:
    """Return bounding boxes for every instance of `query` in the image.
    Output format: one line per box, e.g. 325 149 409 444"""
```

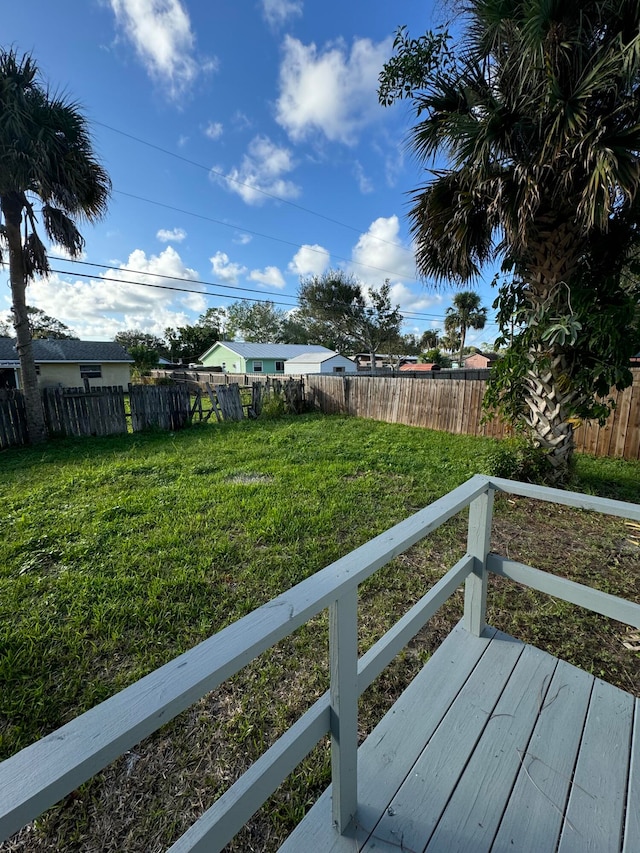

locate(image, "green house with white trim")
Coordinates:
199 341 336 374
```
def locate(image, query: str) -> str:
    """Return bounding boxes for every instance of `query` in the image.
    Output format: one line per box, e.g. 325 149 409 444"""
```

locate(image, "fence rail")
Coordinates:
1 475 638 849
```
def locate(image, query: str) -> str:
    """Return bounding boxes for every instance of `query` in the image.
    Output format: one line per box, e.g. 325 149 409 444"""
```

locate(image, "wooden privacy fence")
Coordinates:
304 372 640 461
0 385 192 448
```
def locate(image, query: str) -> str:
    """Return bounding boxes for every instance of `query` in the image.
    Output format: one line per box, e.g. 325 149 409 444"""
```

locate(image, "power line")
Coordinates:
96 120 415 255
114 189 419 283
48 258 493 325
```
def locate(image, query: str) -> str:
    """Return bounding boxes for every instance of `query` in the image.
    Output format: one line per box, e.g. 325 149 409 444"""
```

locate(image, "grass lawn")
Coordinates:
1 413 639 852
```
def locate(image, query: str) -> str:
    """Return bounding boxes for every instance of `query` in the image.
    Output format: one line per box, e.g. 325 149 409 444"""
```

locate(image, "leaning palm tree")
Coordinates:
380 0 640 480
0 50 110 443
445 291 487 367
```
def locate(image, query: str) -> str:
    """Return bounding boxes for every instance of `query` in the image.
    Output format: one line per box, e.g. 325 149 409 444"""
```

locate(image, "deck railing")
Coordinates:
1 475 639 851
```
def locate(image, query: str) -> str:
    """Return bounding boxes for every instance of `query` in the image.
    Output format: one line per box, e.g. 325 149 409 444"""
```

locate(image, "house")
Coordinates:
463 352 500 369
283 351 357 375
199 341 336 374
0 338 133 390
354 353 418 371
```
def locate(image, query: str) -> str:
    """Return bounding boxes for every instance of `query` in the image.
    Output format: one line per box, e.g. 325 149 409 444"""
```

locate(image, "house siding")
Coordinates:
29 363 131 389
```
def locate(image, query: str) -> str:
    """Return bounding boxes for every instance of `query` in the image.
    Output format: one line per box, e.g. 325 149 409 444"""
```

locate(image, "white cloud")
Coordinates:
25 246 204 340
388 282 443 316
210 251 247 284
350 215 416 285
156 227 187 243
215 135 300 205
233 232 253 245
49 243 87 261
249 266 286 289
276 35 392 145
288 244 330 277
204 121 223 140
353 161 373 194
109 0 216 98
262 0 302 28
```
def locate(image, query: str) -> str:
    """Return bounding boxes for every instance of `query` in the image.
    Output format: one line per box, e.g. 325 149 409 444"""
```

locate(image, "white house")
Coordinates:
283 351 357 375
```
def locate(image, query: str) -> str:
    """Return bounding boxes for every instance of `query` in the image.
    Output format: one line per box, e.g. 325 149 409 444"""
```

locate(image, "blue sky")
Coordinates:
3 0 500 347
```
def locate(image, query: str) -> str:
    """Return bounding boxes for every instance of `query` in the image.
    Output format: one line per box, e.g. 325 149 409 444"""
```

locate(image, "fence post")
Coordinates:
464 487 494 636
329 588 358 833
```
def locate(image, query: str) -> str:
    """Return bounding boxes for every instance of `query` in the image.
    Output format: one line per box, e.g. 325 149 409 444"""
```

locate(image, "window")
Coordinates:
80 364 102 379
275 360 285 372
333 366 345 373
35 365 41 376
253 361 263 372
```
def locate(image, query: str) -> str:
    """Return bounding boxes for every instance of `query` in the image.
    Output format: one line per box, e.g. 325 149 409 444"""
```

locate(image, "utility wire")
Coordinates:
96 120 415 255
48 260 498 325
114 189 419 283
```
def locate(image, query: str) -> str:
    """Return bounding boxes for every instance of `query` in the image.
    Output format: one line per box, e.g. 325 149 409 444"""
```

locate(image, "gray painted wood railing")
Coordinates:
1 475 639 851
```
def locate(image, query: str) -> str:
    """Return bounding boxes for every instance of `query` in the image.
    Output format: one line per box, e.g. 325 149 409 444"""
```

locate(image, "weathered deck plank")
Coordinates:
558 678 635 853
624 698 640 853
491 659 593 852
279 625 638 853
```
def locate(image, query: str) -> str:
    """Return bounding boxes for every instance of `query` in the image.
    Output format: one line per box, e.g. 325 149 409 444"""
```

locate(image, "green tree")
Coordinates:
297 271 403 362
225 300 285 342
128 344 159 377
0 50 110 443
380 2 640 480
420 347 451 368
0 306 78 339
444 292 487 367
114 330 169 359
164 307 224 364
419 329 438 351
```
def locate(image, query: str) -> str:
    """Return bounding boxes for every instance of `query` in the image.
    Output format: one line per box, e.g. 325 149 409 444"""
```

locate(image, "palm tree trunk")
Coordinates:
1 193 47 444
522 346 576 479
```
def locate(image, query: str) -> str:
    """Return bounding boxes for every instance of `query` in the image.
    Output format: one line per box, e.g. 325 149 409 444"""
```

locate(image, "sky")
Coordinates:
2 0 500 349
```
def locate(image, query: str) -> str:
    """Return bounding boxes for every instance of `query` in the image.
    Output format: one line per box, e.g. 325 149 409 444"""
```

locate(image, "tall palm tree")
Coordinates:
0 50 110 443
382 0 640 479
445 291 487 367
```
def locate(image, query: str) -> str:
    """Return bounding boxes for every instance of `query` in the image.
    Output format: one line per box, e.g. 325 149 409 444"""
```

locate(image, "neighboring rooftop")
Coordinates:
201 341 335 360
284 351 342 365
0 339 133 363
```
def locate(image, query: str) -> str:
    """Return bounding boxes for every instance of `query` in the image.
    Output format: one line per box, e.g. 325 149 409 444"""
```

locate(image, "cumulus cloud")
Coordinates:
204 121 223 140
25 246 204 340
233 232 253 245
215 135 300 205
157 227 187 243
49 243 87 261
210 251 247 284
276 35 392 145
262 0 302 28
249 266 286 289
288 244 331 277
350 215 416 285
109 0 216 98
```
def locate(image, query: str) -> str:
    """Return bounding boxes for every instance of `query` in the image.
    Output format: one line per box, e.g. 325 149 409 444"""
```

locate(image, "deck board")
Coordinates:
278 623 638 853
558 678 635 853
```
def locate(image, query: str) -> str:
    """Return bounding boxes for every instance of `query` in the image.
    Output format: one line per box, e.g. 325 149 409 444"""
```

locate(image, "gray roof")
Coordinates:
203 341 335 360
284 351 341 365
0 338 134 363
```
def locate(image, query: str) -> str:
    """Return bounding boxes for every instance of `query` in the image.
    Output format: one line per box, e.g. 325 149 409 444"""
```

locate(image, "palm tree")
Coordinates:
381 0 640 479
0 50 110 443
445 291 487 367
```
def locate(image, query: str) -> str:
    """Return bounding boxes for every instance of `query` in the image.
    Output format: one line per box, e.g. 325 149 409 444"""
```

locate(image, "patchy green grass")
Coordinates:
0 414 638 853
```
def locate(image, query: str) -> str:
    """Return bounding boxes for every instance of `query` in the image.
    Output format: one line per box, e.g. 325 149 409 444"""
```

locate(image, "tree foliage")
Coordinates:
225 300 286 343
379 1 640 479
444 291 487 366
296 270 403 356
114 330 169 358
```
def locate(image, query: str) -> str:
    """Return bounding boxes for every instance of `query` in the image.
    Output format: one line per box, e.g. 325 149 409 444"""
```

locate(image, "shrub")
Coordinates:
259 392 286 420
483 437 552 484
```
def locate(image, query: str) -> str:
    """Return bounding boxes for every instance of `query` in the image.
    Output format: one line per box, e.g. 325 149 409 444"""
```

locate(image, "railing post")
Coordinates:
464 487 495 636
329 588 358 833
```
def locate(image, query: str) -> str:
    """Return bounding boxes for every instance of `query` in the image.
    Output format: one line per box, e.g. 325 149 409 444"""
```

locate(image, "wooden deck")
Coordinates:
280 622 639 853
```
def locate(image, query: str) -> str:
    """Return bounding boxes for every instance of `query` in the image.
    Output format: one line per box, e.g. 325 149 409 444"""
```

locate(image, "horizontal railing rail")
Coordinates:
1 474 638 851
